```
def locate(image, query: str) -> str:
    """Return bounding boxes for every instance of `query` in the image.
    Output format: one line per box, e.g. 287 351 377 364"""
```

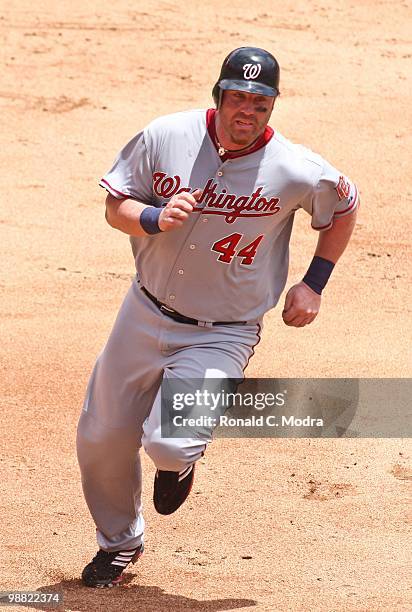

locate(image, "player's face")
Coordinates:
216 90 275 149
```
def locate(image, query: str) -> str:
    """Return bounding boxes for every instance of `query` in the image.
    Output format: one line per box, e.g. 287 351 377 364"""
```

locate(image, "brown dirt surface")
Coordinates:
1 1 411 611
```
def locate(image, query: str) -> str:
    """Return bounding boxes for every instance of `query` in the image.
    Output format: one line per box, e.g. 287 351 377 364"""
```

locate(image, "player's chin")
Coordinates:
230 128 258 146
232 134 257 146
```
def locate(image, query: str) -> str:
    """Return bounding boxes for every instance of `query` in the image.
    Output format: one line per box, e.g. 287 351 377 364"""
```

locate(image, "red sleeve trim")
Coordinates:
311 221 333 231
312 184 359 230
333 185 359 216
100 178 130 199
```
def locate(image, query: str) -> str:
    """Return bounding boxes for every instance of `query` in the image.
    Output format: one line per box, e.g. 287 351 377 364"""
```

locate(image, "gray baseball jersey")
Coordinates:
100 108 358 323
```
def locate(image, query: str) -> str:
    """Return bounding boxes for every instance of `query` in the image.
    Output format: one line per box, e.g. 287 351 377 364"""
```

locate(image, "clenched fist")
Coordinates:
159 189 202 232
282 281 321 327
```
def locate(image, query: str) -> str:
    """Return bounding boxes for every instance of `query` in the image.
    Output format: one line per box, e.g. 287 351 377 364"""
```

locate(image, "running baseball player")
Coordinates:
77 47 359 587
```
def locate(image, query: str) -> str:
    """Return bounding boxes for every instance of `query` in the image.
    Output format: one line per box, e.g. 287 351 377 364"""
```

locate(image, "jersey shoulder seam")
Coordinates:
273 133 323 168
146 108 207 129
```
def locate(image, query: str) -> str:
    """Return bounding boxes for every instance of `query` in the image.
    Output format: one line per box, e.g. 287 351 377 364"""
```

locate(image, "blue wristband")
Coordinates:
140 206 162 235
302 256 335 295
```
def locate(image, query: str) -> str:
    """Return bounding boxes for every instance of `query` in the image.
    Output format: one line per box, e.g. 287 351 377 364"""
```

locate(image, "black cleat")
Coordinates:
153 464 195 515
81 544 144 588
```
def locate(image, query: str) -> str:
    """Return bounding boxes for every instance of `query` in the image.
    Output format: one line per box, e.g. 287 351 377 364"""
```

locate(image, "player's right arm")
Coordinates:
105 190 201 236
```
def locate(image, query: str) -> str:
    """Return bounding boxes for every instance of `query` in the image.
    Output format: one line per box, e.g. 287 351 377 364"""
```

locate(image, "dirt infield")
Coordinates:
1 1 411 610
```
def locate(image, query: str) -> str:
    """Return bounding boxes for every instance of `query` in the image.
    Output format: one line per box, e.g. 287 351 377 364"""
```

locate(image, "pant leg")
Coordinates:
142 384 209 472
76 280 165 551
142 323 261 472
77 412 147 551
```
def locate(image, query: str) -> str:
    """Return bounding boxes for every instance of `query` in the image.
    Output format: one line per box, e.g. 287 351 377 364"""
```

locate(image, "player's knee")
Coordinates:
144 436 202 472
143 437 185 471
77 412 140 473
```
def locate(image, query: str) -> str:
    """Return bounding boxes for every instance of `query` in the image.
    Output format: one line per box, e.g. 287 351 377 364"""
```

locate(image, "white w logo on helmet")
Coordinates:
242 63 262 80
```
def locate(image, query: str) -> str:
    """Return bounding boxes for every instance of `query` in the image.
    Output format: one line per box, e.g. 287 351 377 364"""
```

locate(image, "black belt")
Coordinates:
141 287 247 327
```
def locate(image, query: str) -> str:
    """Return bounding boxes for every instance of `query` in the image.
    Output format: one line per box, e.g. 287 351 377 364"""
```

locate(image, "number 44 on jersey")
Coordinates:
211 233 264 265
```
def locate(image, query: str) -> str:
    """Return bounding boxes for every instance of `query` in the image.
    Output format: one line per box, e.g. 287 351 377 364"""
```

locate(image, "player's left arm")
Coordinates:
282 207 358 327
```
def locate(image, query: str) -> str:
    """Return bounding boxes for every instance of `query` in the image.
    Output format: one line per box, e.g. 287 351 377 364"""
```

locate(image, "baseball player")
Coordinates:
77 47 359 587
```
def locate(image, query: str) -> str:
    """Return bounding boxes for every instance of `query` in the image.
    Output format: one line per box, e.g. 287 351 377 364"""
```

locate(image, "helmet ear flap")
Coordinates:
212 83 220 107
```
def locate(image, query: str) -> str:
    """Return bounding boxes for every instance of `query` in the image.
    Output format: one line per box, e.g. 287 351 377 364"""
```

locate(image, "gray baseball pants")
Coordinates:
76 277 260 551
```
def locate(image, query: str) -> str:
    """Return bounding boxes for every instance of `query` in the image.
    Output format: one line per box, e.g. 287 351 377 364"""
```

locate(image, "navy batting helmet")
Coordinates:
212 47 280 106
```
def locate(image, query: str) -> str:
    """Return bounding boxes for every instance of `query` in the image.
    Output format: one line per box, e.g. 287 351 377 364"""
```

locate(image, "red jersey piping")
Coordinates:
100 178 130 199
